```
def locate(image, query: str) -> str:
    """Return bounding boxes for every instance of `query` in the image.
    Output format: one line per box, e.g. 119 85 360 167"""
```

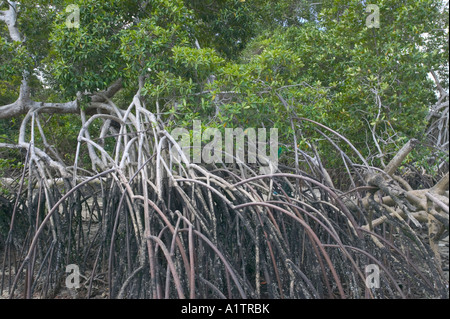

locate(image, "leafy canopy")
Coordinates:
0 0 448 168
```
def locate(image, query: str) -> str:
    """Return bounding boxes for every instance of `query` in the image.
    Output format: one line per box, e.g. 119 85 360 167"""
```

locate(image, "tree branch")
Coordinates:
91 79 123 103
0 79 123 119
383 138 419 177
430 70 446 97
426 192 449 214
432 172 449 195
0 1 21 42
0 141 69 177
0 100 79 119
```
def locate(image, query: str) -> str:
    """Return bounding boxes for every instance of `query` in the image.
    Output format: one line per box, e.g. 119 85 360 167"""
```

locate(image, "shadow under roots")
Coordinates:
1 163 448 299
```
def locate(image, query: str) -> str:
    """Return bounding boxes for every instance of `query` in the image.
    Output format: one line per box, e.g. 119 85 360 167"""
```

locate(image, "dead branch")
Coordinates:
384 138 419 177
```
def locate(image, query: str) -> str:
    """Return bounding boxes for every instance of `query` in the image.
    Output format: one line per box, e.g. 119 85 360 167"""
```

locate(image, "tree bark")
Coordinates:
0 1 22 42
383 138 419 177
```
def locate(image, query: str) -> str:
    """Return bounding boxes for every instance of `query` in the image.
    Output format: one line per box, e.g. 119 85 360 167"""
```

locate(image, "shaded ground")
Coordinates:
2 233 448 299
0 174 448 299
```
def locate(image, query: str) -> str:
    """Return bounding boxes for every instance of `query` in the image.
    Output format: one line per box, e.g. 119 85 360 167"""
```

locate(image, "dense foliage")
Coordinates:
1 0 448 172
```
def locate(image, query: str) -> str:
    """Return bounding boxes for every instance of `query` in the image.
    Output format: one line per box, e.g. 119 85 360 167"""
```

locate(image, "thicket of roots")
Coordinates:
0 94 448 299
